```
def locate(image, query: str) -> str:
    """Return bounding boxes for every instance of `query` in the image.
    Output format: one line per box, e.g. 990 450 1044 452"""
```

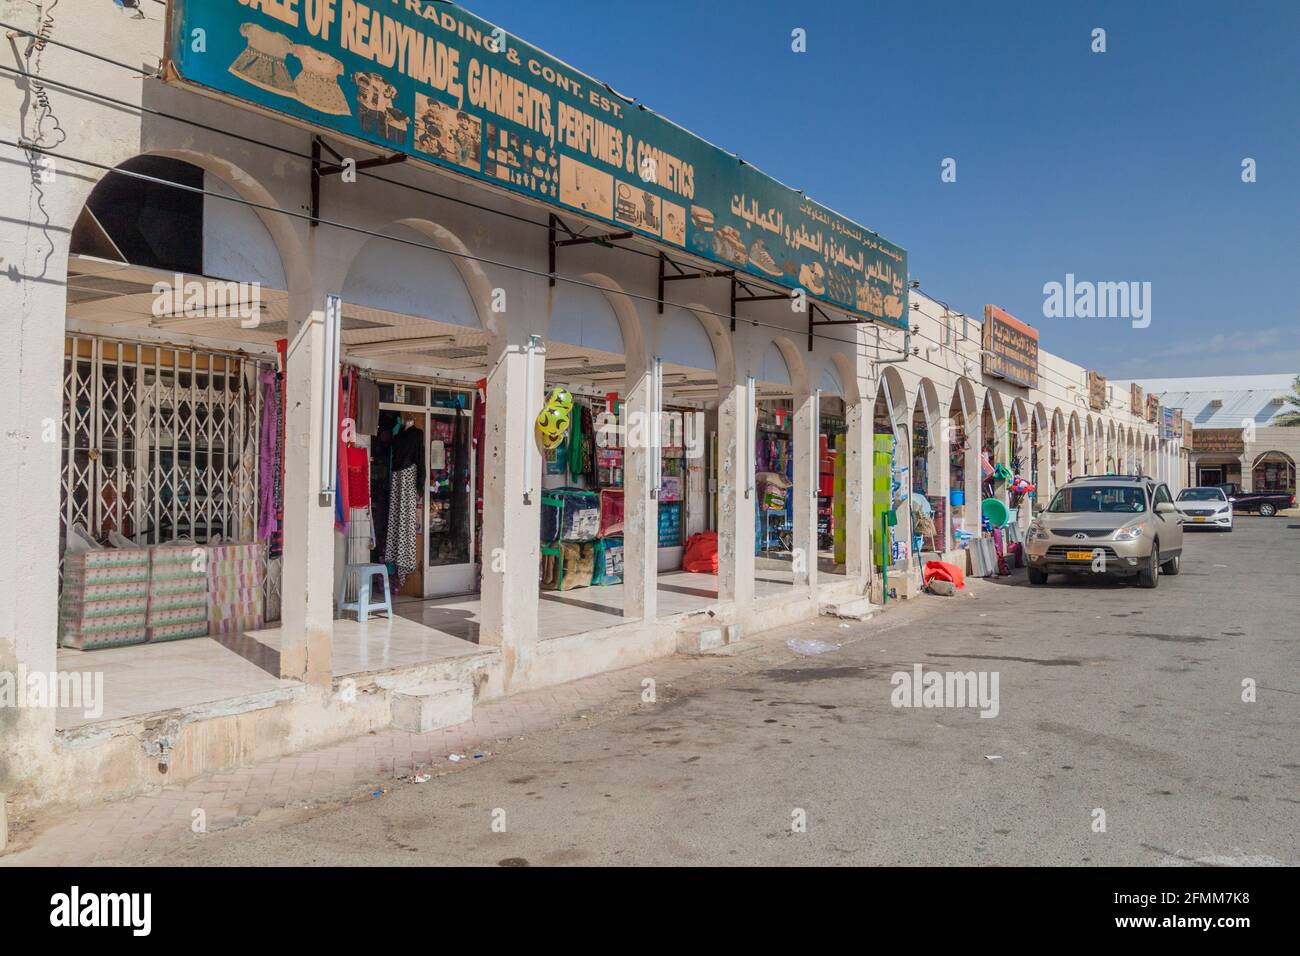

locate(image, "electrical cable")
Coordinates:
2 136 899 358
0 19 896 331
0 24 1161 433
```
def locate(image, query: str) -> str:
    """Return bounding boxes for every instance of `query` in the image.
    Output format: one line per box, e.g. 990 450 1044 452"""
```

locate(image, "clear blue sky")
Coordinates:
468 0 1299 379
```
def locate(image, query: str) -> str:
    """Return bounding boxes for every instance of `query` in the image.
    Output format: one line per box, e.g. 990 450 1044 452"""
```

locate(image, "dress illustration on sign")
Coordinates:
227 24 350 117
292 46 350 116
227 23 294 96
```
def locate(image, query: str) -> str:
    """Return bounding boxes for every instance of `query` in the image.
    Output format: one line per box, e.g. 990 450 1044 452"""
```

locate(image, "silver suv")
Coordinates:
1024 475 1184 588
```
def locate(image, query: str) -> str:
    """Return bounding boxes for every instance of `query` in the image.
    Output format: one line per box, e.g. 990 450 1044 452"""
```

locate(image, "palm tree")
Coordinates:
1275 375 1300 426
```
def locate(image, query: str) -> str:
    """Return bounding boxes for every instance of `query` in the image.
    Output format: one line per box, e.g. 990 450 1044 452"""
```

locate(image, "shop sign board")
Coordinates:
1182 419 1194 446
1172 408 1183 438
1146 394 1160 422
1161 406 1175 439
1193 428 1243 454
981 305 1039 389
1087 371 1107 411
165 0 907 327
1130 382 1143 416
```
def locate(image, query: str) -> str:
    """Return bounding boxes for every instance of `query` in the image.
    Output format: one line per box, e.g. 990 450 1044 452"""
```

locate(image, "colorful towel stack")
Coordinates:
59 549 150 649
208 542 265 636
147 545 210 642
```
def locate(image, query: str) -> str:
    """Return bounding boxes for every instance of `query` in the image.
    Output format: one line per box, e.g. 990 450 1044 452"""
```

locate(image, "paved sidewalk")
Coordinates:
3 600 926 865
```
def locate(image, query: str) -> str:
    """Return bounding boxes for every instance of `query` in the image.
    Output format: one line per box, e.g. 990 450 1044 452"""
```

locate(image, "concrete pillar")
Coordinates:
791 390 817 591
479 341 541 673
843 394 872 585
931 410 950 549
717 380 754 608
964 403 983 536
621 365 656 621
0 152 73 801
279 290 335 687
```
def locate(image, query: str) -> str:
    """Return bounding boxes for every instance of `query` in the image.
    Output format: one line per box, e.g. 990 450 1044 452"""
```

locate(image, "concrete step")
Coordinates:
677 622 741 655
819 596 879 621
390 679 473 734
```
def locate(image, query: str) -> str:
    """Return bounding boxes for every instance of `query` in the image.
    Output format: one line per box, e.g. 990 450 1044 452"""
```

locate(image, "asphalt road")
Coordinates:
159 517 1298 866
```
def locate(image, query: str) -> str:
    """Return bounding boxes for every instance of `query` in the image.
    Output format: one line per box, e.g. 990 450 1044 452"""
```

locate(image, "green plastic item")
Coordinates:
981 497 1010 528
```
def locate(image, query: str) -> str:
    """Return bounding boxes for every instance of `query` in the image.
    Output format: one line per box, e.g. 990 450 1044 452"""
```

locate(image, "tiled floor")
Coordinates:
51 567 833 732
55 639 298 730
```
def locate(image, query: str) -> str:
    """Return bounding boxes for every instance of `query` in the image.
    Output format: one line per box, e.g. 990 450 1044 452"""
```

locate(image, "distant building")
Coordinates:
1142 374 1297 492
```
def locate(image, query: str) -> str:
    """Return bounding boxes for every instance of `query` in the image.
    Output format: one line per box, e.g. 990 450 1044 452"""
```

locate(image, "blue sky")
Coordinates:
468 0 1299 379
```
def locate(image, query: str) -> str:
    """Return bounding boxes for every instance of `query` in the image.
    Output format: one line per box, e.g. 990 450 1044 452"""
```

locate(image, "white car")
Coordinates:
1175 486 1234 532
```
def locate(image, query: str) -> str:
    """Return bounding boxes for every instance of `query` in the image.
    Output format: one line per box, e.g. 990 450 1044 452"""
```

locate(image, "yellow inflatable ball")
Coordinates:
535 405 570 450
545 386 573 415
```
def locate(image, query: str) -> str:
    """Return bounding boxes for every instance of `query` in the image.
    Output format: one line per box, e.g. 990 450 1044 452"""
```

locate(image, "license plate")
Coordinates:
1193 516 1207 523
1066 550 1094 560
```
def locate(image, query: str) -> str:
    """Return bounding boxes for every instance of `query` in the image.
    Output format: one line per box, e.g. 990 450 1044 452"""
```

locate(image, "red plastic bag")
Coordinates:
682 530 719 574
923 559 965 590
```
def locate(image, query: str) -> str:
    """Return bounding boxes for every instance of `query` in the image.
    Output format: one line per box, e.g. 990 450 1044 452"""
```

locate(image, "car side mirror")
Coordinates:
1155 502 1176 515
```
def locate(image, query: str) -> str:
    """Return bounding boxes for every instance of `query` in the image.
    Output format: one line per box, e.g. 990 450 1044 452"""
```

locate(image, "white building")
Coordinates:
0 1 1175 814
1143 375 1298 492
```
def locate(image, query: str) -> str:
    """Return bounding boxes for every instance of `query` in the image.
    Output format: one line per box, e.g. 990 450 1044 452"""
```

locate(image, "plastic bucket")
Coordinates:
949 489 965 506
981 497 1010 528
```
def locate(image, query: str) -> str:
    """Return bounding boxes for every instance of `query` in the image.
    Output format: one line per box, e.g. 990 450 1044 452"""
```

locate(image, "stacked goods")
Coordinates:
147 545 210 642
208 542 265 635
597 487 624 537
59 549 150 649
540 488 600 590
592 536 623 585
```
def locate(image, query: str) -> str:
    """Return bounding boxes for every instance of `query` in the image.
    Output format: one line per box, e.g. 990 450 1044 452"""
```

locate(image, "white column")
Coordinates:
279 288 336 687
621 363 656 620
843 393 872 585
479 339 542 666
792 389 817 591
717 379 755 609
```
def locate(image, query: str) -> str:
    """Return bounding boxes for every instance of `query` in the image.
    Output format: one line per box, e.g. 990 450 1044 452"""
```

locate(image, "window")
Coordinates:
1047 485 1146 514
1177 488 1226 502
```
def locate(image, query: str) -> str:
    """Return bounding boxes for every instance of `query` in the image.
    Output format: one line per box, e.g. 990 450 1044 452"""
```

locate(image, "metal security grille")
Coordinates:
61 333 269 556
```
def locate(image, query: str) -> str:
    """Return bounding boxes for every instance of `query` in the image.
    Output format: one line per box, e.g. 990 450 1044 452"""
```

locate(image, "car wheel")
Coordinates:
1138 543 1160 589
1259 502 1277 517
1027 566 1048 585
1161 551 1180 575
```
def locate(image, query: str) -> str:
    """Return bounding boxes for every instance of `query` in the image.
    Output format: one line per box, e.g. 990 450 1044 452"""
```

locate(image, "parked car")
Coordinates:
1024 475 1183 588
1216 483 1294 517
1175 486 1233 531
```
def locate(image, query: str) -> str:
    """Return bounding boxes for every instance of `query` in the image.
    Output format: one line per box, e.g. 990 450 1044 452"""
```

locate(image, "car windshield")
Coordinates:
1047 485 1146 513
1177 488 1225 502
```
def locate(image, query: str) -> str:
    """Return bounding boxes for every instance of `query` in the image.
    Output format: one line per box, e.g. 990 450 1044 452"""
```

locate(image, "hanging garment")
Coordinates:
346 446 371 509
291 45 350 116
369 411 397 561
355 376 380 434
334 373 350 534
228 22 296 97
390 422 425 491
258 368 282 541
385 464 420 587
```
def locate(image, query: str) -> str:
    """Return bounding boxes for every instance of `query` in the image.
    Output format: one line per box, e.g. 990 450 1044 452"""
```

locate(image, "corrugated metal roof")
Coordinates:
1108 375 1298 428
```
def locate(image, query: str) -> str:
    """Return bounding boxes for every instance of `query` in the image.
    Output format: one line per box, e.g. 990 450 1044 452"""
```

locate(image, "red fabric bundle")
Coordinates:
923 559 965 590
682 531 719 574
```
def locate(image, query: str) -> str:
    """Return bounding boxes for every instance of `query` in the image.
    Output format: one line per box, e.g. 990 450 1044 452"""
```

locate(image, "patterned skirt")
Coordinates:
228 49 295 97
385 464 419 587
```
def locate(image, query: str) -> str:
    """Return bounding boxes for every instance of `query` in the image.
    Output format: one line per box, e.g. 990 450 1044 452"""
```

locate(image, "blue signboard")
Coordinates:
167 0 907 327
